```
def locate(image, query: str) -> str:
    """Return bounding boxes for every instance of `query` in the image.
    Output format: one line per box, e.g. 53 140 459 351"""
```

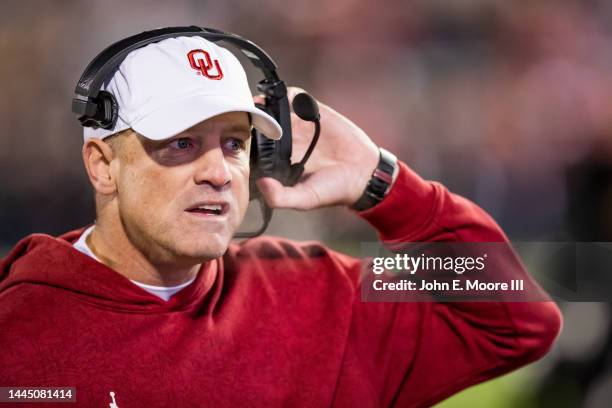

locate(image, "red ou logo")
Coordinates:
187 49 224 80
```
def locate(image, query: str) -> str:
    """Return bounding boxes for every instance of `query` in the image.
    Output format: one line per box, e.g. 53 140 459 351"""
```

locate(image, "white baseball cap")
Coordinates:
83 36 282 141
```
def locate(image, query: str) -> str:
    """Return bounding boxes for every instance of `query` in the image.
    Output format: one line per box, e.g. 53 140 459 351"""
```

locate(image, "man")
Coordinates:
0 35 561 407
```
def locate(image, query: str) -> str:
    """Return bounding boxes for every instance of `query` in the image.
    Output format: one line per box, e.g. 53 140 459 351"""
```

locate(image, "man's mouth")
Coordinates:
185 202 230 216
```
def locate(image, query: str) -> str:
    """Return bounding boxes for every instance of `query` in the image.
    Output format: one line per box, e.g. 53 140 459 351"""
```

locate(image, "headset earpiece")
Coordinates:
251 102 290 176
97 91 119 130
252 128 278 176
78 90 118 130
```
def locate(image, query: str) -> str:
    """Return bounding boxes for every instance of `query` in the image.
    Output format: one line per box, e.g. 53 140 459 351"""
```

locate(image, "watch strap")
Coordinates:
351 148 397 211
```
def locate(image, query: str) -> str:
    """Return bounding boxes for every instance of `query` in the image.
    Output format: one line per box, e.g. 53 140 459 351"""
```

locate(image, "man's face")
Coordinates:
111 112 251 264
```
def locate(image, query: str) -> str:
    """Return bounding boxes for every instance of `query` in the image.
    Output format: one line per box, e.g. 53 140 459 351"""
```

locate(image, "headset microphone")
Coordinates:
287 93 321 186
292 93 320 122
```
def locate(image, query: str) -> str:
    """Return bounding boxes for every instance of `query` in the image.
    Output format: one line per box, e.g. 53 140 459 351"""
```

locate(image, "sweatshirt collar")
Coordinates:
0 228 220 313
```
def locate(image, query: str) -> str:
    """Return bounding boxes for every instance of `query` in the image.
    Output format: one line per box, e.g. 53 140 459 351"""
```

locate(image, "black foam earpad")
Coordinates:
80 91 118 130
249 128 278 199
248 103 292 198
96 91 119 130
254 131 279 177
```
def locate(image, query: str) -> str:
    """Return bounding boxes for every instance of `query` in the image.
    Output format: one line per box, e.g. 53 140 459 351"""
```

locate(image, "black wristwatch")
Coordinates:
351 147 398 211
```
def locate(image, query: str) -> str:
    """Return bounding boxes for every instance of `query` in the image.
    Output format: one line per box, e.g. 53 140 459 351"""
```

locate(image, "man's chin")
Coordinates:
179 236 231 261
160 227 234 262
189 247 228 261
167 246 227 267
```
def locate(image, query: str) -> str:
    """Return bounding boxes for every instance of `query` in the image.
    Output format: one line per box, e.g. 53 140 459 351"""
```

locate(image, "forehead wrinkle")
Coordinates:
224 124 253 133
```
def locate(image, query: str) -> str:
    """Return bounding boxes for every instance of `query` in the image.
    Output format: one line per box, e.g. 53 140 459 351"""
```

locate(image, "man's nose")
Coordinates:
193 146 232 189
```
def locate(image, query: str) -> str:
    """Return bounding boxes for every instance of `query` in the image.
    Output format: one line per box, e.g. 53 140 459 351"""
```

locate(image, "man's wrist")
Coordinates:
350 148 398 211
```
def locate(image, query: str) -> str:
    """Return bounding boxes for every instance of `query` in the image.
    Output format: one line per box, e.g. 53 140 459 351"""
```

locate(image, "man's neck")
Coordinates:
87 224 200 287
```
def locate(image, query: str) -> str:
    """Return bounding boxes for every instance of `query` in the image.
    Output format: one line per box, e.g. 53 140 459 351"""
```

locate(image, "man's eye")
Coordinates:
225 138 246 153
168 138 194 150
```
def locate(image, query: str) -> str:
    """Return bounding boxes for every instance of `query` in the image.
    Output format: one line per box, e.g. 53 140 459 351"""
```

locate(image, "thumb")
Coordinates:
256 177 320 210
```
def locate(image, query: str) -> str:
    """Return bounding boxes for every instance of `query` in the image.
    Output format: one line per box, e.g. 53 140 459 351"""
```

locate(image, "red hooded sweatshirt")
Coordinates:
0 162 562 407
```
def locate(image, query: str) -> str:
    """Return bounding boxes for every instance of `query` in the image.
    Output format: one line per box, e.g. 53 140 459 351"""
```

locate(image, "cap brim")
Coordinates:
131 93 282 140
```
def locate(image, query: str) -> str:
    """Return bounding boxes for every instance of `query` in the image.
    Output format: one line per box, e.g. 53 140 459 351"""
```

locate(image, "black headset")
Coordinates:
72 26 320 238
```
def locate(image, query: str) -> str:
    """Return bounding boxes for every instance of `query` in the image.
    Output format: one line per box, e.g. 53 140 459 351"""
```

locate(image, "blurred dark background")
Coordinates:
2 0 612 406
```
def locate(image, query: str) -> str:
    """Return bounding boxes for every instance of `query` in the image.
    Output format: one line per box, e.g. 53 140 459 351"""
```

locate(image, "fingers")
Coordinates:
286 86 307 102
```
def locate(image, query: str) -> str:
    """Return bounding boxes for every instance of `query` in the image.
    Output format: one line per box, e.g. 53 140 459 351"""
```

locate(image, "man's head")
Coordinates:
81 36 281 266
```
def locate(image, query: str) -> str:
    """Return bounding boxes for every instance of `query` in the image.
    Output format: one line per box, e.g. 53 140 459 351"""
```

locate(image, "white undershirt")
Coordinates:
72 225 196 301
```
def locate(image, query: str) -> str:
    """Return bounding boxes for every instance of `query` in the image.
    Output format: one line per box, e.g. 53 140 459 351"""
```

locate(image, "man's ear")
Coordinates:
82 139 117 195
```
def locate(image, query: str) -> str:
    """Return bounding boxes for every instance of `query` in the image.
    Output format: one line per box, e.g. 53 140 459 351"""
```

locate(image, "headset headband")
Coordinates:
72 26 281 119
